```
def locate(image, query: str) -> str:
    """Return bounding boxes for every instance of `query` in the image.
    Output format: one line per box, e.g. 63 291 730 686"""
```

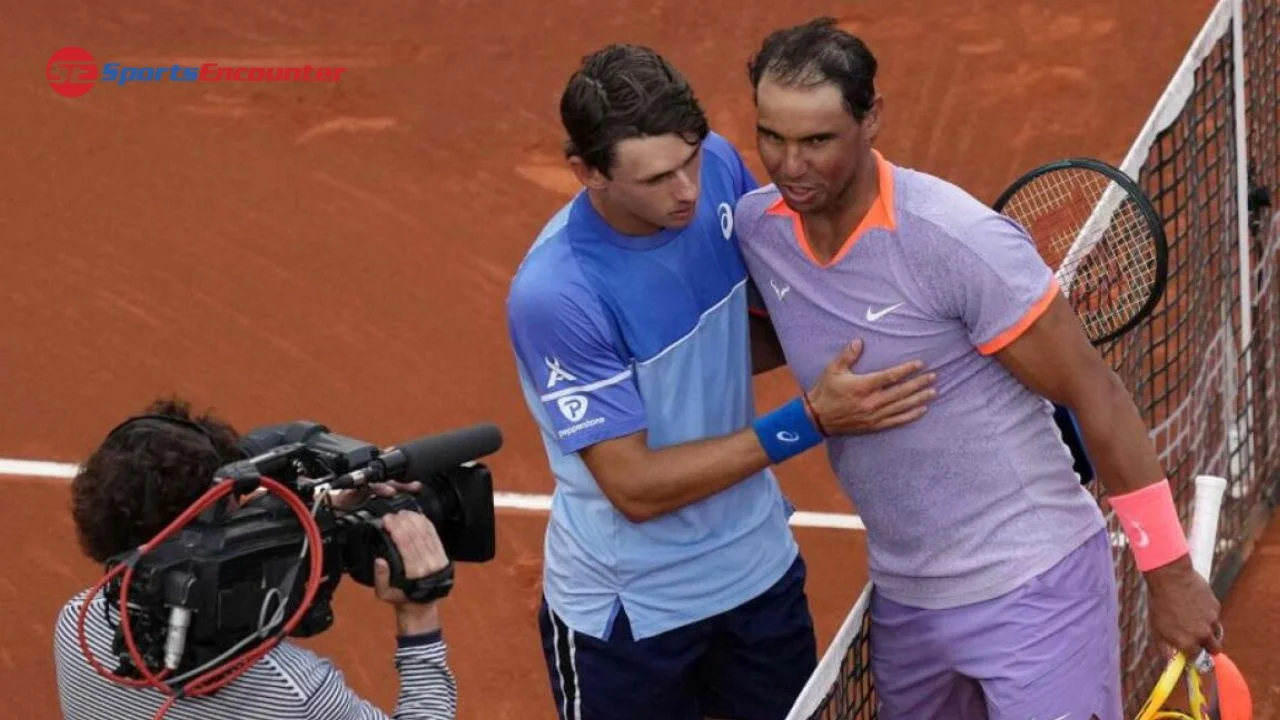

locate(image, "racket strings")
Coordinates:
1000 168 1161 342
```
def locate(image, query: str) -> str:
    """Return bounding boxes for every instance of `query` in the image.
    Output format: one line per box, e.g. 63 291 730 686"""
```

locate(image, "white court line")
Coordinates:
0 457 866 531
0 458 81 478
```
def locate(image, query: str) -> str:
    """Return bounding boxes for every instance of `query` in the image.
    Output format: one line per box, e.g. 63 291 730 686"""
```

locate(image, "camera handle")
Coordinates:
338 494 457 604
377 534 456 604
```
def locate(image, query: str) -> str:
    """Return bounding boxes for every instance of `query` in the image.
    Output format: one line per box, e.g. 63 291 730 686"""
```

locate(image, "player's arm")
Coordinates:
929 214 1166 498
749 313 786 375
581 428 771 522
581 338 928 522
990 296 1162 499
944 213 1221 657
508 280 772 522
747 279 786 375
508 280 931 524
992 292 1222 657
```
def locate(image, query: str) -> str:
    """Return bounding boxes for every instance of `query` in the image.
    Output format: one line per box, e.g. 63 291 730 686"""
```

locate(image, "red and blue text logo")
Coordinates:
47 46 348 98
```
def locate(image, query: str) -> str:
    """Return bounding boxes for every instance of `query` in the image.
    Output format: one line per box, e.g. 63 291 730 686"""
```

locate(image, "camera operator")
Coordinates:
52 399 459 720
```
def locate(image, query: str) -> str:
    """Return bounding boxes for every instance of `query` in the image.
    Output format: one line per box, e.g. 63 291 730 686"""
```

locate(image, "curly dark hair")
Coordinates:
747 17 879 121
560 43 710 176
71 398 245 564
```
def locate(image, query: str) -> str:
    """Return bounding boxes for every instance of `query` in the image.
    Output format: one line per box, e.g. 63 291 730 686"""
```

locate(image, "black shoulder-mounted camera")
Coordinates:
102 420 501 683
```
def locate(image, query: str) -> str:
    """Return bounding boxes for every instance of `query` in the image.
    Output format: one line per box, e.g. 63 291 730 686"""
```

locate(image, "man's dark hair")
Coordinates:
747 17 879 121
71 398 244 564
560 43 710 176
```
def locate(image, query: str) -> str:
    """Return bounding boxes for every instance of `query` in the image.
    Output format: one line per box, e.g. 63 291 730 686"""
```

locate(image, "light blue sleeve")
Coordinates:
506 269 648 455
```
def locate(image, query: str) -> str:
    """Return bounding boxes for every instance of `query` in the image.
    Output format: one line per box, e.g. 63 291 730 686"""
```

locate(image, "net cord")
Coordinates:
1060 0 1235 294
783 582 874 720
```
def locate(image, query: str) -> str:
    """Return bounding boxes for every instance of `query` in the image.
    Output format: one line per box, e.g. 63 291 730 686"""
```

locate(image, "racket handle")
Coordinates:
1188 474 1228 580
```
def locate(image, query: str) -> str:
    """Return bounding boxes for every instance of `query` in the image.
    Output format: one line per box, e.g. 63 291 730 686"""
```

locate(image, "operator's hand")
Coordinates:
1144 555 1223 659
375 510 449 635
374 510 450 603
806 339 937 434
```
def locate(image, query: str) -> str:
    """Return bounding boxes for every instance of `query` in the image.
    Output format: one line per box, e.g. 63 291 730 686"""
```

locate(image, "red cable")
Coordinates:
154 478 326 714
75 476 326 720
75 480 235 690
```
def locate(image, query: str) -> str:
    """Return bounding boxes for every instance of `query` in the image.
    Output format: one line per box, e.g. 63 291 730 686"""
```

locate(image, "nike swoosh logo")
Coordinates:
865 302 905 322
1130 521 1150 548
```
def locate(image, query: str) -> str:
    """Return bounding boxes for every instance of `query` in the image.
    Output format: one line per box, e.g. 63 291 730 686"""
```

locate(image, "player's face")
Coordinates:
755 76 880 214
576 134 703 234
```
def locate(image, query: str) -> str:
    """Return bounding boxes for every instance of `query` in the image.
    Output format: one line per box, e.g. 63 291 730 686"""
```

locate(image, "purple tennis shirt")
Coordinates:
736 151 1107 610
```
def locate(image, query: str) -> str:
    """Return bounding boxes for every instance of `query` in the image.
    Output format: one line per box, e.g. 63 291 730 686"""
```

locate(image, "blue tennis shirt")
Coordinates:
505 132 799 641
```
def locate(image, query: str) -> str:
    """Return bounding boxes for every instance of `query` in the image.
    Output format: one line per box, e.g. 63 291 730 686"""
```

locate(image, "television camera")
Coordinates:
94 419 502 686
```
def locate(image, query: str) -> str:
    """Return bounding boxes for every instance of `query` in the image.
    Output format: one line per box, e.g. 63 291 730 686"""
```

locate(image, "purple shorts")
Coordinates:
869 529 1122 720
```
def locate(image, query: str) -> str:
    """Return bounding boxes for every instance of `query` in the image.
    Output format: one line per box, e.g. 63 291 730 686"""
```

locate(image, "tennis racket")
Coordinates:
1134 474 1253 720
993 157 1169 346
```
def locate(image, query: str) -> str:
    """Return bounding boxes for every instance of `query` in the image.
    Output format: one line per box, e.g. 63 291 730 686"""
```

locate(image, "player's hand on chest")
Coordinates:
763 268 961 380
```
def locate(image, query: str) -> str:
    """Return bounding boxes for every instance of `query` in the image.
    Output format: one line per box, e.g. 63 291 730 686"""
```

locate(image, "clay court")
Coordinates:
3 0 1278 717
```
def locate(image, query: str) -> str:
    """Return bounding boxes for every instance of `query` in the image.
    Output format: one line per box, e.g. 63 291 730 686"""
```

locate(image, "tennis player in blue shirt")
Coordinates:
505 44 936 720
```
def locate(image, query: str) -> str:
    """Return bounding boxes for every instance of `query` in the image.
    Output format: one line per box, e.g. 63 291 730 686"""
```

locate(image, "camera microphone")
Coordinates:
334 423 503 489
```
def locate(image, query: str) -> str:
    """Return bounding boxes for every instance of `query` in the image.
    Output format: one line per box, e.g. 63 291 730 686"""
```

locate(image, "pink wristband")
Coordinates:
1109 479 1189 572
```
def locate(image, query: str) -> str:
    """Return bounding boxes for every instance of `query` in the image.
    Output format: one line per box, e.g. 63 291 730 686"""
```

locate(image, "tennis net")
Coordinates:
786 0 1280 716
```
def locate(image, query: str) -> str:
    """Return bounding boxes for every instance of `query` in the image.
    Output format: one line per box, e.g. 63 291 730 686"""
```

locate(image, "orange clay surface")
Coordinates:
6 0 1277 718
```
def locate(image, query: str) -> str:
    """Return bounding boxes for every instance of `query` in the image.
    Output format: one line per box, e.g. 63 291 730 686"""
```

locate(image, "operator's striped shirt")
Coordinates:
53 590 458 720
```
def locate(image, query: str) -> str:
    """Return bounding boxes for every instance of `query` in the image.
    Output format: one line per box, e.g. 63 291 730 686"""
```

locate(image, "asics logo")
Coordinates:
717 202 734 239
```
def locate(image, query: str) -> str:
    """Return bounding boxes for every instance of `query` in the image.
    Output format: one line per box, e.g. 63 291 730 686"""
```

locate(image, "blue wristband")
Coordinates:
753 397 824 464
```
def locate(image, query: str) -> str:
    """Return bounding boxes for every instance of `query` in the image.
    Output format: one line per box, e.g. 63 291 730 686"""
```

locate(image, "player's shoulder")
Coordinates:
510 198 585 285
699 131 752 193
508 254 590 322
507 205 602 325
701 130 745 169
895 165 994 227
733 184 785 243
892 164 1023 248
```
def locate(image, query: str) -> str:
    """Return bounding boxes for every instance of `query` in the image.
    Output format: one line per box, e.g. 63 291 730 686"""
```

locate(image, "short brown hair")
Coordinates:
71 398 244 563
560 44 710 175
747 17 879 121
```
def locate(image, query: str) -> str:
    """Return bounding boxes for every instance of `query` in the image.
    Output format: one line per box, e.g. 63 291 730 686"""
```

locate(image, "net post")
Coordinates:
1229 0 1256 499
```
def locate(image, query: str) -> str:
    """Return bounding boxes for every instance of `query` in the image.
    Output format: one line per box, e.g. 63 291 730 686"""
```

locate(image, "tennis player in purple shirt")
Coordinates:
734 18 1224 720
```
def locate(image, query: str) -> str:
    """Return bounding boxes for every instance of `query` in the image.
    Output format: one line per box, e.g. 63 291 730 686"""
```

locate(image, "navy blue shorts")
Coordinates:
538 554 817 720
